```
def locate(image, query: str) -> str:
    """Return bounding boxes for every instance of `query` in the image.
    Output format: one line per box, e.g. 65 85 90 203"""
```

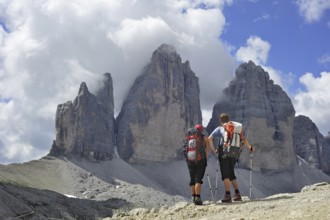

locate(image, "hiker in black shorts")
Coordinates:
208 113 254 203
184 124 210 205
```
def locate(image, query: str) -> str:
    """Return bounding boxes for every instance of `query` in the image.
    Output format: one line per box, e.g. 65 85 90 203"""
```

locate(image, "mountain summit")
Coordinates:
50 73 115 160
116 44 202 163
207 61 296 170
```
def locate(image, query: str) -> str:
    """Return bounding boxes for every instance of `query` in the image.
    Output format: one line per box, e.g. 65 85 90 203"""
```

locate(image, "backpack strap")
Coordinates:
197 132 206 160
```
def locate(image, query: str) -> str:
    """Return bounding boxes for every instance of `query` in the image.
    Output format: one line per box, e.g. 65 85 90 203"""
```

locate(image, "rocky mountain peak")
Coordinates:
78 82 89 95
116 44 201 163
293 115 330 174
150 44 183 72
49 73 115 161
207 61 296 170
155 44 177 54
236 60 270 81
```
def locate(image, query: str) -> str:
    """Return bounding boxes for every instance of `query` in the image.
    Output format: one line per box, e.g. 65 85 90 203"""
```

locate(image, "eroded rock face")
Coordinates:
0 182 126 219
293 115 330 174
50 73 115 160
207 61 296 171
116 44 202 163
324 134 330 174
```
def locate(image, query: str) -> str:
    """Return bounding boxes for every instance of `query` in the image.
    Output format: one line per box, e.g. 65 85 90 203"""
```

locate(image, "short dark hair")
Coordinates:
219 113 230 123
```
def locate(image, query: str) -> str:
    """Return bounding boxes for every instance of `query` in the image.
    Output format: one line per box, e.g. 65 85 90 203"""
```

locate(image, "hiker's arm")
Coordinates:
205 137 210 157
242 137 254 152
207 136 217 154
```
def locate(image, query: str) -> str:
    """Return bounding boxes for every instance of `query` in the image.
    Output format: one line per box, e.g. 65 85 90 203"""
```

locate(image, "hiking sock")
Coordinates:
235 189 240 194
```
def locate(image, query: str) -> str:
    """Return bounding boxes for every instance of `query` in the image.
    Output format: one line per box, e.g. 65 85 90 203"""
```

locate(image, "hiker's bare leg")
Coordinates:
231 179 242 201
195 183 202 195
231 179 238 190
221 178 232 202
224 178 231 191
191 185 196 195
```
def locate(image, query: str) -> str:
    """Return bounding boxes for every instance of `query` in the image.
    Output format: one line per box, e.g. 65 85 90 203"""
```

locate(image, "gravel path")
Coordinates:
107 182 330 220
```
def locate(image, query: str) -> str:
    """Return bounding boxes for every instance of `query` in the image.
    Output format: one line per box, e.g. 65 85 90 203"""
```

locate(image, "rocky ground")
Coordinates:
108 182 330 220
1 155 330 219
0 156 188 210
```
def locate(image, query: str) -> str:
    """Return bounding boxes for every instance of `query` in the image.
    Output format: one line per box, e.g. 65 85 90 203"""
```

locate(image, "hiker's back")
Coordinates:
224 121 242 147
222 121 243 158
185 127 206 162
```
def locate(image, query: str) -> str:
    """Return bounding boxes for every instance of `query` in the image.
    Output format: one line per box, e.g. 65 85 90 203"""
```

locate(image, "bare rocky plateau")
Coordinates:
1 155 329 219
109 182 330 220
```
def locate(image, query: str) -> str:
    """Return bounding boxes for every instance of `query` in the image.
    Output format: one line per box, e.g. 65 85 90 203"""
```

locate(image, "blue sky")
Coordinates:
0 0 329 164
222 0 330 94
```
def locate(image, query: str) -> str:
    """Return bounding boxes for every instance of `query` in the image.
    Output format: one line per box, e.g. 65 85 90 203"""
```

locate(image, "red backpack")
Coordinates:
185 127 206 162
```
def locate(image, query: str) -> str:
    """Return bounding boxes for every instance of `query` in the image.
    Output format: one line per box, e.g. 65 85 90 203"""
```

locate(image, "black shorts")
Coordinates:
218 154 237 181
187 159 207 186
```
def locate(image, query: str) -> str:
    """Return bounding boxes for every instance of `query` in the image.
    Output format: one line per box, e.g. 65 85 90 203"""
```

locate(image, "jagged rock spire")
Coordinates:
116 44 202 163
49 73 115 161
293 115 330 174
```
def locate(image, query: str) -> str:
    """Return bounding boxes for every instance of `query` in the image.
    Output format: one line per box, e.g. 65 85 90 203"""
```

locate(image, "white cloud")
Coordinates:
293 72 330 135
0 0 234 163
318 53 330 65
234 35 296 92
235 36 284 86
236 36 271 65
296 0 330 23
253 13 270 22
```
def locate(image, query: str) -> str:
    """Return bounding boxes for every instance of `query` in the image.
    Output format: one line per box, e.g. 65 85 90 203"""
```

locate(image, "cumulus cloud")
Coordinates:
236 36 270 65
235 35 287 88
296 0 330 23
0 0 235 163
293 72 330 135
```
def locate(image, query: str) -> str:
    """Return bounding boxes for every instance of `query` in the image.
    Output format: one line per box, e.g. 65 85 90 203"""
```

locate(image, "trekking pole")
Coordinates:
215 159 219 203
206 173 215 203
249 152 253 199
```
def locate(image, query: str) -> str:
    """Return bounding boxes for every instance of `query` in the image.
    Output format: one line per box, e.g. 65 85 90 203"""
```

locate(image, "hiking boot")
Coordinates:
194 197 203 205
192 196 196 203
233 193 242 201
221 194 232 203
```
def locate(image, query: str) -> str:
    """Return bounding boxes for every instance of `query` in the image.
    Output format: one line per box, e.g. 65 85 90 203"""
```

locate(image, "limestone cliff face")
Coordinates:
49 73 115 160
293 115 330 174
324 134 330 174
116 44 202 163
207 61 296 171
